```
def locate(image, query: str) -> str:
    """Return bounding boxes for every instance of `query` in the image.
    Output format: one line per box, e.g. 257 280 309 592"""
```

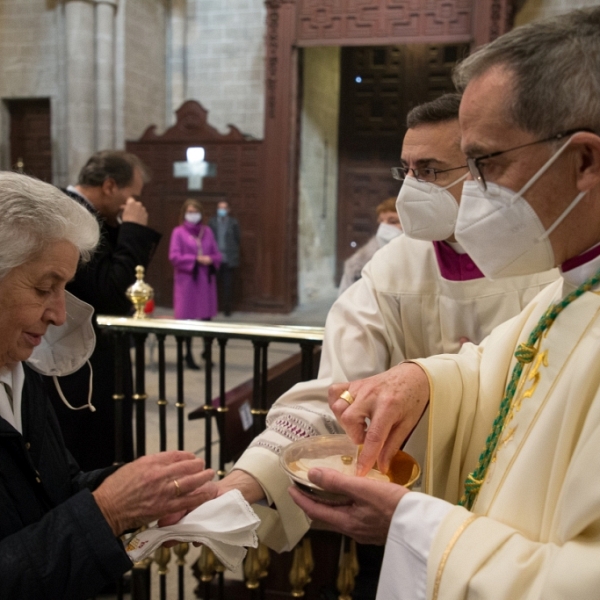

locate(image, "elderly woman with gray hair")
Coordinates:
0 172 216 599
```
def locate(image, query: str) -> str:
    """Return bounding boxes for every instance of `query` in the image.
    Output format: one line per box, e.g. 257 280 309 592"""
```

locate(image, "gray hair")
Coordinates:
0 172 100 279
453 7 600 138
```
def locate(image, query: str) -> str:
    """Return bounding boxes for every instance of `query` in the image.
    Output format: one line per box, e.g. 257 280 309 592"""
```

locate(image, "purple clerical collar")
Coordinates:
433 241 485 281
561 242 600 273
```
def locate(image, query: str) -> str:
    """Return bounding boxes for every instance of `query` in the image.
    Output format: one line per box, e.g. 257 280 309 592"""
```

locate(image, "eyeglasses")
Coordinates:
467 128 591 191
391 165 467 183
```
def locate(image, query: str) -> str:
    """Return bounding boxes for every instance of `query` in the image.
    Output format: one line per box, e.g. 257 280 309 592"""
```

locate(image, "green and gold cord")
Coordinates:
459 267 600 510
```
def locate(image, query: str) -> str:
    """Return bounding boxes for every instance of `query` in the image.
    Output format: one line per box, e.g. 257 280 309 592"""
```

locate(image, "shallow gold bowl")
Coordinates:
280 434 420 506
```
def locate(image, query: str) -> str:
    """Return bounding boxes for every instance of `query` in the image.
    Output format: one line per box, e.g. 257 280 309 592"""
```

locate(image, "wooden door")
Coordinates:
336 44 469 281
6 98 52 182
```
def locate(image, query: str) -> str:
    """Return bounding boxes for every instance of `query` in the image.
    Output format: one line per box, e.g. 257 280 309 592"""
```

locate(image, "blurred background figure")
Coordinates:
338 197 402 294
47 150 161 471
209 200 240 316
169 199 222 370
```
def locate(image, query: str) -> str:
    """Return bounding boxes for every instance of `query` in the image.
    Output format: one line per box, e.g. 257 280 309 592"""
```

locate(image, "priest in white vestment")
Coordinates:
212 94 558 552
289 8 600 600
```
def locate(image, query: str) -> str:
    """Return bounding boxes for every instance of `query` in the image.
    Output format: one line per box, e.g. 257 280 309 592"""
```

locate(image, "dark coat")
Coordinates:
208 215 240 267
0 364 131 599
45 189 162 470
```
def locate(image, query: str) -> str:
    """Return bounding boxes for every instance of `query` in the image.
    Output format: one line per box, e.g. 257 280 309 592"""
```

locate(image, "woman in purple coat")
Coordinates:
169 199 222 369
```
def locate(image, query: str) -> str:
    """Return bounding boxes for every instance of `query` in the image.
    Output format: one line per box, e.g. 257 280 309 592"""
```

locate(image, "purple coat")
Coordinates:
169 222 222 319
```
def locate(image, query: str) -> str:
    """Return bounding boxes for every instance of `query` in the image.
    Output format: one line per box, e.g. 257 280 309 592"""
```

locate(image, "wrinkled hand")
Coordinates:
121 197 149 225
93 451 217 536
328 362 429 476
288 468 409 545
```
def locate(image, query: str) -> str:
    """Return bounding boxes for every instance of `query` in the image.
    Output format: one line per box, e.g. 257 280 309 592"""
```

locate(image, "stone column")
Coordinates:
64 0 96 182
95 0 118 150
167 0 187 124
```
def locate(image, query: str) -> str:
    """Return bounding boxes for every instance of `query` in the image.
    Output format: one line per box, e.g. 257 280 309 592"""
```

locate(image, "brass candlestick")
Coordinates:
126 265 154 318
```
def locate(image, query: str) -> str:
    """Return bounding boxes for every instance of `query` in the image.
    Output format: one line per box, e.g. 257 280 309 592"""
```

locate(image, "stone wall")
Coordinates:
186 0 266 139
0 0 61 173
122 0 167 142
515 0 600 25
298 46 341 303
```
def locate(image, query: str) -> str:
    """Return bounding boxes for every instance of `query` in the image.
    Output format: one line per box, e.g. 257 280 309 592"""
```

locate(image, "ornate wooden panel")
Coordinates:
126 101 265 311
336 43 469 280
6 98 52 183
297 0 474 46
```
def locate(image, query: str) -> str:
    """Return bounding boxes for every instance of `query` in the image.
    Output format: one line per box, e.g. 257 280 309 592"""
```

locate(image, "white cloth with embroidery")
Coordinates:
125 490 260 570
376 275 600 599
233 234 558 552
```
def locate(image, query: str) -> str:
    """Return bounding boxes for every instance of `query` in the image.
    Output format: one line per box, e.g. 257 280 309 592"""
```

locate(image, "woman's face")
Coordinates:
185 206 200 216
0 240 79 368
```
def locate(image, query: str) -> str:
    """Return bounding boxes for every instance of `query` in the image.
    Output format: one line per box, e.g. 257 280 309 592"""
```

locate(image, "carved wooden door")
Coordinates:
336 43 468 281
6 98 52 182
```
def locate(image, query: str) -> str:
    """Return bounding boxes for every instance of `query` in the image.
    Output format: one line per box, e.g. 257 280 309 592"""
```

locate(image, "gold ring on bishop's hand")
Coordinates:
173 479 181 497
340 390 354 406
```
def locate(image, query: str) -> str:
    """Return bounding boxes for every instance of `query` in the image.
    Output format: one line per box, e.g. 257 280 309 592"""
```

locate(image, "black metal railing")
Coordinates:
97 316 347 600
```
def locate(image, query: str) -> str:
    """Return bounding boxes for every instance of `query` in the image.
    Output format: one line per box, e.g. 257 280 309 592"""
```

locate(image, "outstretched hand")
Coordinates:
288 467 409 545
328 362 430 476
93 451 217 536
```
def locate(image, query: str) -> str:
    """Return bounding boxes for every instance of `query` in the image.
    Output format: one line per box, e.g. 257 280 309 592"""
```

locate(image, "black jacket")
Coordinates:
208 215 240 267
0 364 131 599
46 189 162 470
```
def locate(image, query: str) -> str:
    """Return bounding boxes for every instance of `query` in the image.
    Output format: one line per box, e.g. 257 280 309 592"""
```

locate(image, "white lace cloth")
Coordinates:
125 490 260 570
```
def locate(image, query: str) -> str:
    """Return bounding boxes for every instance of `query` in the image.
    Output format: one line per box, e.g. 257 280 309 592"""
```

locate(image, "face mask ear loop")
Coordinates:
537 190 588 242
510 136 574 205
442 171 469 192
53 360 96 412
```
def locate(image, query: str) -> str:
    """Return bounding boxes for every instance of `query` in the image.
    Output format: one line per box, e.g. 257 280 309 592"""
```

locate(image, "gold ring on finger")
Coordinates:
340 390 354 406
173 479 182 497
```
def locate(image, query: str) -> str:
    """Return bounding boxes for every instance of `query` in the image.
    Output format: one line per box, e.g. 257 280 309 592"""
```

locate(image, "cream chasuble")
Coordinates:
234 234 558 551
403 277 600 599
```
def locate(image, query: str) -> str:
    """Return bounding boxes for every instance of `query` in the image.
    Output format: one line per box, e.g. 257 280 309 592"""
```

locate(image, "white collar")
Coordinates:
0 363 24 433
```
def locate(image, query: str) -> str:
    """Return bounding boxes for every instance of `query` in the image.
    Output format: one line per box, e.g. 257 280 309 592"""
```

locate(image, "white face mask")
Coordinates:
26 291 97 412
185 212 202 224
376 222 403 247
396 172 468 241
455 137 586 280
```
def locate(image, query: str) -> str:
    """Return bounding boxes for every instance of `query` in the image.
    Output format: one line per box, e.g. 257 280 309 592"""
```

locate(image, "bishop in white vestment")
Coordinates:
288 9 600 600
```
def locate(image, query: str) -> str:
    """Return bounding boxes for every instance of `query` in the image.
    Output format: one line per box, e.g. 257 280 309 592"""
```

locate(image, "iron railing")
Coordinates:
96 316 360 600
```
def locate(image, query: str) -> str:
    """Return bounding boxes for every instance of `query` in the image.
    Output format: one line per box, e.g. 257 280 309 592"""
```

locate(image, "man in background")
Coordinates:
338 197 402 295
209 200 240 316
47 150 161 470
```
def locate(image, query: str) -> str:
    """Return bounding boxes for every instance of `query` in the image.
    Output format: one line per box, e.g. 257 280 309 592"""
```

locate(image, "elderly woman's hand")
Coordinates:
92 451 217 536
328 362 430 476
288 467 409 545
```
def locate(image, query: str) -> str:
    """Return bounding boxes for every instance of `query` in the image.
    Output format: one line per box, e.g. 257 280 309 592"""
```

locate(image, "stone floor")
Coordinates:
96 291 337 600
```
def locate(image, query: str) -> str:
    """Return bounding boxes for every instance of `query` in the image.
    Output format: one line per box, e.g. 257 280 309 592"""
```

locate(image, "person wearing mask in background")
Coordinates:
293 9 600 599
47 151 161 471
169 199 222 370
338 197 402 295
199 95 558 599
209 200 240 317
0 172 216 599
